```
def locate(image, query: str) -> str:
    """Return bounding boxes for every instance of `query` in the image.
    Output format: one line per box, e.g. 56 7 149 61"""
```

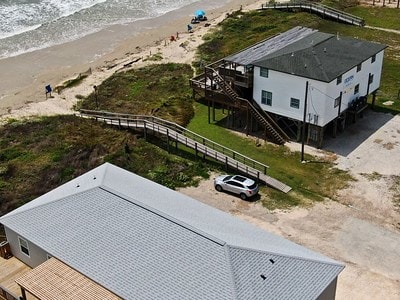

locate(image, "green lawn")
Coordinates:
187 102 352 209
347 6 400 30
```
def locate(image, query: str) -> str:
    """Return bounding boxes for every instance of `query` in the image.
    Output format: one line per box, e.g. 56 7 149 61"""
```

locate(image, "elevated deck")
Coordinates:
190 60 289 145
0 256 36 300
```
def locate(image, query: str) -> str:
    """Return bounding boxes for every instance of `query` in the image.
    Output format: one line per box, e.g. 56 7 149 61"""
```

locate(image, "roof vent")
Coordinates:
291 52 294 57
260 274 267 280
323 47 327 52
76 183 80 188
93 176 97 180
269 259 275 264
304 64 307 68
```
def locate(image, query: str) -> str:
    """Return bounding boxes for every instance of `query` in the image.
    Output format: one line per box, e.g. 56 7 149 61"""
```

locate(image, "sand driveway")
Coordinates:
180 109 400 299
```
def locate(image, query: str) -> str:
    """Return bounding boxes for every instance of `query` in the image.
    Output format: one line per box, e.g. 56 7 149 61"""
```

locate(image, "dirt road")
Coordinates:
179 110 400 299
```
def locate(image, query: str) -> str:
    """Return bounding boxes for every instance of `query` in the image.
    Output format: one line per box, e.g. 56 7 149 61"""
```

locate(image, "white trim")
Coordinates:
18 236 30 257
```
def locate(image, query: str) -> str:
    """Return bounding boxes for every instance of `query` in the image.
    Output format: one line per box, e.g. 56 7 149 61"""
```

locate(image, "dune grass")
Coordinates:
2 4 398 214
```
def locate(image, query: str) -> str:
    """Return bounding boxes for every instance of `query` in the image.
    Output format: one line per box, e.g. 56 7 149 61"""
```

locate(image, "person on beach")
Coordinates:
45 84 52 98
187 24 193 33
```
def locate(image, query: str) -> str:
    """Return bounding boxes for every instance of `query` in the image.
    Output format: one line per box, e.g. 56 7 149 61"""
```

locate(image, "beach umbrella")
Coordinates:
195 10 206 18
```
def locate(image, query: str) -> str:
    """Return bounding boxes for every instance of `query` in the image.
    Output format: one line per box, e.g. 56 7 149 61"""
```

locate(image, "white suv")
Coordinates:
214 175 259 200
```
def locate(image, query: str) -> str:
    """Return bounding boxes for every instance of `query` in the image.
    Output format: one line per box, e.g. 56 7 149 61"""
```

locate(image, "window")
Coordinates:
261 90 272 106
227 181 244 188
260 67 269 78
313 114 319 125
354 84 360 95
369 74 374 84
290 98 300 109
334 96 341 108
18 237 30 256
371 54 376 63
356 63 362 72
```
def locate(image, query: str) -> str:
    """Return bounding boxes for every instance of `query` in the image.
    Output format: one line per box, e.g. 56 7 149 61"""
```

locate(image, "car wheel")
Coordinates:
240 193 247 200
215 185 223 192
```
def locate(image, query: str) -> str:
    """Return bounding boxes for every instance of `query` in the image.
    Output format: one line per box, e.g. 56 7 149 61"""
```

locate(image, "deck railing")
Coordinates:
0 285 18 300
79 110 270 176
262 1 365 26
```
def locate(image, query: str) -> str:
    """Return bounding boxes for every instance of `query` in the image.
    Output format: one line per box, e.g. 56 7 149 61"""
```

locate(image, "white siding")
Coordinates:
253 67 334 127
367 50 385 93
253 50 385 128
4 226 48 268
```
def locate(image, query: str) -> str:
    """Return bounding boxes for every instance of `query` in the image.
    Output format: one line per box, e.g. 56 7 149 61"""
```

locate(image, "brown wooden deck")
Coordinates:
16 258 121 300
0 256 37 300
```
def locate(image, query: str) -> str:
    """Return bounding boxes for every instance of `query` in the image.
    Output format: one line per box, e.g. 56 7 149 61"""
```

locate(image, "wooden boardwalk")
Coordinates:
78 110 292 193
262 1 365 27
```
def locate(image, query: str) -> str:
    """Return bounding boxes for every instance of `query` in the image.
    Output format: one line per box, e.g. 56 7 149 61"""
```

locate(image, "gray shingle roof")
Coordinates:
0 163 344 299
225 26 386 82
229 247 342 300
225 26 317 66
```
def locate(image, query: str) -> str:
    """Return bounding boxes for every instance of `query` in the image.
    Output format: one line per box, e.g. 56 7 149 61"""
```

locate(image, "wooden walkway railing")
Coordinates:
78 110 291 193
0 285 19 300
262 1 365 27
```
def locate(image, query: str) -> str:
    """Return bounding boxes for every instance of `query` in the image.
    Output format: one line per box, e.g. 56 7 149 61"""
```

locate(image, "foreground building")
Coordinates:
191 26 386 147
0 163 344 299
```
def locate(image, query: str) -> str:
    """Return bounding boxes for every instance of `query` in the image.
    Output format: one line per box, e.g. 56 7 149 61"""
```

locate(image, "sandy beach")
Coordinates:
0 0 264 120
1 0 399 298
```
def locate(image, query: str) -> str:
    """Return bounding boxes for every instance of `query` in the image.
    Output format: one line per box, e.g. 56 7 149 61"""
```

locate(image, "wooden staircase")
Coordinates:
196 67 289 145
248 100 289 145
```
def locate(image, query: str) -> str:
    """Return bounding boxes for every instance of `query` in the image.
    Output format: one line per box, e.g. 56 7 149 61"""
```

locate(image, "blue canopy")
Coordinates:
195 10 205 18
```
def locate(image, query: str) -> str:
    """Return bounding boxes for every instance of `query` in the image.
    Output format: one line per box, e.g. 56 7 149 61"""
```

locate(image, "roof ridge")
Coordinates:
0 163 110 220
227 244 344 268
0 187 99 221
311 48 330 82
101 186 227 247
224 245 240 300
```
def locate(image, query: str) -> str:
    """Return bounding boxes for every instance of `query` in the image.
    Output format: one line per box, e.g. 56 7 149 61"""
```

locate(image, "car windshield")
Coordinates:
223 175 233 181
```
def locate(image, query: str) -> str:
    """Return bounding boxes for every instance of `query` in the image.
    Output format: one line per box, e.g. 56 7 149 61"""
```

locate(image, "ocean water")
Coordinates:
0 0 200 59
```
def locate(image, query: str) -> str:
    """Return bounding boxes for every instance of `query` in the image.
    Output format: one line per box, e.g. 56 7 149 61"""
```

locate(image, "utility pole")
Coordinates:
301 81 309 162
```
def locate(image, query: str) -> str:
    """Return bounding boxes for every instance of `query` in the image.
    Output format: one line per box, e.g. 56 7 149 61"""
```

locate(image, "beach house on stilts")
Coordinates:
191 26 386 148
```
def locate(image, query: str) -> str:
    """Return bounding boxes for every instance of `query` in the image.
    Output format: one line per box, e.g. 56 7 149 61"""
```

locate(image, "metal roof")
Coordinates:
1 163 344 299
225 26 387 83
225 26 317 66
